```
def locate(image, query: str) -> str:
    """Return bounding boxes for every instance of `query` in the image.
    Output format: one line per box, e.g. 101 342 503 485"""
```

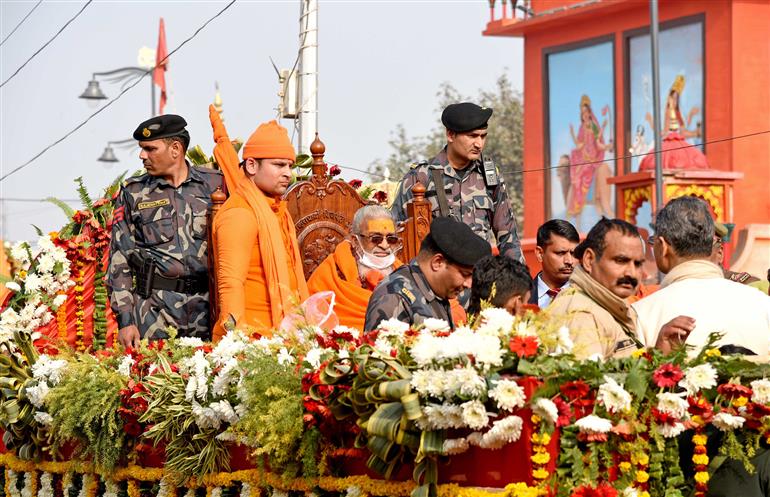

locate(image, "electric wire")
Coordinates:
0 0 91 88
0 0 237 184
0 0 43 48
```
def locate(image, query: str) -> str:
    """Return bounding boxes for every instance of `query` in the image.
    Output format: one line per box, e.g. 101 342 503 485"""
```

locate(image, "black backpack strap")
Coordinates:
430 167 450 218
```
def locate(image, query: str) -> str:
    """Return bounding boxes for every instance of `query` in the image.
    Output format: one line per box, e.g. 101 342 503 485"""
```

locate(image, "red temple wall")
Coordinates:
509 0 769 237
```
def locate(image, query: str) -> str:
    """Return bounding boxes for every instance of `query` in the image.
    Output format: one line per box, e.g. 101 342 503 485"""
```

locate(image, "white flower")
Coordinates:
103 480 119 497
271 490 290 497
422 318 450 333
597 375 632 414
177 336 204 348
210 488 222 497
37 254 56 273
479 415 523 449
488 378 526 412
410 331 441 366
476 308 515 336
210 330 249 366
26 382 50 408
453 366 487 398
549 325 574 355
622 487 640 497
34 411 53 426
679 363 718 394
76 474 93 497
469 334 505 368
751 379 770 405
657 422 686 438
713 412 745 431
5 281 21 292
513 320 538 337
157 478 173 497
37 235 56 252
334 325 360 339
442 437 470 455
421 403 464 430
345 486 363 497
31 354 68 385
11 242 30 262
277 347 295 366
117 355 135 377
656 392 688 419
39 473 54 497
212 358 240 397
373 337 394 357
338 349 350 359
377 318 410 335
21 472 34 497
460 400 490 430
532 398 559 425
239 482 252 497
575 414 613 434
24 274 43 293
304 348 324 369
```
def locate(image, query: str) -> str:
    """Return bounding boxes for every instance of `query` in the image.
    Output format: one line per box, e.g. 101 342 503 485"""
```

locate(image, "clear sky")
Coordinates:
0 0 523 242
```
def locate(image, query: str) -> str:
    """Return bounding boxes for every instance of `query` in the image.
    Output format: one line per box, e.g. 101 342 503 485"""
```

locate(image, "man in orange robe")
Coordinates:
209 106 308 340
307 205 403 330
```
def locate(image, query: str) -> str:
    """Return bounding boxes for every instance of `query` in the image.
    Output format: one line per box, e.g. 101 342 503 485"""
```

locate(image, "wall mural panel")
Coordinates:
545 38 615 232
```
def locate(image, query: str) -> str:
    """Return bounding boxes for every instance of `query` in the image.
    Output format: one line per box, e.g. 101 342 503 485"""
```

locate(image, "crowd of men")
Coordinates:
107 103 770 358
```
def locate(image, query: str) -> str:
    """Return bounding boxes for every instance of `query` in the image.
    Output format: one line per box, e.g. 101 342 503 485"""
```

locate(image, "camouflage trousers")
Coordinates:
133 290 210 341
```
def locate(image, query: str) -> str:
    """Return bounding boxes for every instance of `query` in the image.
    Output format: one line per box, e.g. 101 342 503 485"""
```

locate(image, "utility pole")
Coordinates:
297 0 318 154
650 0 663 212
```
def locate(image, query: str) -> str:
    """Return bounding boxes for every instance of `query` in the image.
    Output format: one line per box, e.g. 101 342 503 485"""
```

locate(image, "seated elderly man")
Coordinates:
468 255 533 317
364 217 491 331
634 196 770 356
307 205 403 330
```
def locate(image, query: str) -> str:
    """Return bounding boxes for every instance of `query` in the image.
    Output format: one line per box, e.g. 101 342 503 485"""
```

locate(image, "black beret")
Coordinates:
441 102 493 133
133 114 190 146
429 216 492 267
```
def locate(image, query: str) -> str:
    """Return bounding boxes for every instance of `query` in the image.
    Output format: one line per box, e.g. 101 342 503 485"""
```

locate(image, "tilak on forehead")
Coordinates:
366 219 395 234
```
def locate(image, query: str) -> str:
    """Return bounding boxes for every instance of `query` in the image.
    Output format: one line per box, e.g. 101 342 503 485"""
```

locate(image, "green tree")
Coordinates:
370 73 524 223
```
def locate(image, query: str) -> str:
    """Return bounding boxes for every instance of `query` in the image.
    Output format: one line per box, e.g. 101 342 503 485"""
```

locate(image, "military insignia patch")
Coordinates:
400 288 416 303
137 198 170 210
142 128 151 138
112 206 125 223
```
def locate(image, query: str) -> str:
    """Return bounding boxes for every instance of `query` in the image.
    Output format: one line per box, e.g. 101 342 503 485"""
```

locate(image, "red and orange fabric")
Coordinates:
209 105 308 340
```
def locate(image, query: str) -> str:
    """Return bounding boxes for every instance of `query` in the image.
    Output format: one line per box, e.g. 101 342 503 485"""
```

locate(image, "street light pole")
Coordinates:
79 66 156 117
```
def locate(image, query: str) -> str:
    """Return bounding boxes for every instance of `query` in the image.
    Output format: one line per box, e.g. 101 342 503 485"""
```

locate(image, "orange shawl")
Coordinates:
209 105 309 333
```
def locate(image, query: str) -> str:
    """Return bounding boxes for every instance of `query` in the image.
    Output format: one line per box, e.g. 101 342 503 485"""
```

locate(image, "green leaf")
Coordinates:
44 197 76 219
74 176 94 209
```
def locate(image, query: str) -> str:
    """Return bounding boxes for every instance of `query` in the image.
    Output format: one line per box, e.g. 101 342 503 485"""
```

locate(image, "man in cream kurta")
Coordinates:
634 197 770 355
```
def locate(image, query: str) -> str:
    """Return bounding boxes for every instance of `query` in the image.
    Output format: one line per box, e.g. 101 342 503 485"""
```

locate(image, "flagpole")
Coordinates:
150 77 156 117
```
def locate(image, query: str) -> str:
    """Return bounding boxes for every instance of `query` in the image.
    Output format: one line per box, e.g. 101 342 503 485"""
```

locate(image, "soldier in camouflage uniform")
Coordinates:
108 115 223 346
364 217 491 331
391 102 523 262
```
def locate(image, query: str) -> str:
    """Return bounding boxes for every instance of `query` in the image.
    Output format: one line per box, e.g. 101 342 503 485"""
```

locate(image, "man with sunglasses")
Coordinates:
364 216 491 332
308 206 403 330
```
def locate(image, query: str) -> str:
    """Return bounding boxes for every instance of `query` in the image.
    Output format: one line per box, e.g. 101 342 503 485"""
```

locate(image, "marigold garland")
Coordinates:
56 292 68 341
0 453 543 497
74 258 86 351
530 415 551 487
692 430 709 497
630 449 650 497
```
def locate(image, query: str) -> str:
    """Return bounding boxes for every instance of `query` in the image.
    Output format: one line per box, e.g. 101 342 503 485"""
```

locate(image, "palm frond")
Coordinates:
44 197 76 219
103 172 127 200
74 177 93 210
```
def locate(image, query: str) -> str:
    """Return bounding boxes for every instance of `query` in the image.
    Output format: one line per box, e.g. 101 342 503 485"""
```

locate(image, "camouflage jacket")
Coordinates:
107 164 223 340
391 147 523 261
364 260 453 331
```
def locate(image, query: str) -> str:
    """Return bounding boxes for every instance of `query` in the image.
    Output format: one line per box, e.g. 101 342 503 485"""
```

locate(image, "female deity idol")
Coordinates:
640 75 708 170
566 95 614 229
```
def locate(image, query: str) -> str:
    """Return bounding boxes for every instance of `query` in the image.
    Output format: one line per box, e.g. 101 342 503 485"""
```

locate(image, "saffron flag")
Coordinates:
153 18 168 115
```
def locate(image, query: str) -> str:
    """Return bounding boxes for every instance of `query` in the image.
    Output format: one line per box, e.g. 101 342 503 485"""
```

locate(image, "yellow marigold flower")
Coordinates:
695 471 710 484
632 349 646 358
692 434 708 446
636 470 650 483
540 433 551 445
705 348 721 358
691 415 704 426
733 396 748 408
531 414 542 424
631 452 650 465
532 468 549 480
531 452 550 465
18 270 27 280
640 492 651 497
693 454 710 465
619 461 632 473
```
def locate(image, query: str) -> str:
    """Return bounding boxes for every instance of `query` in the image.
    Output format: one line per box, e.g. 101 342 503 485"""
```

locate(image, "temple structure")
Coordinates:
483 0 770 276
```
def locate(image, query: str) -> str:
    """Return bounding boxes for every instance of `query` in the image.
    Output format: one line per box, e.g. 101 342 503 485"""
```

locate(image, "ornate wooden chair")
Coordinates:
396 183 432 264
283 135 368 280
206 188 227 327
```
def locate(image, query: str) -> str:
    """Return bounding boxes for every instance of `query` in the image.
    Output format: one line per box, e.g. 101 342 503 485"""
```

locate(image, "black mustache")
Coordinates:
616 276 639 287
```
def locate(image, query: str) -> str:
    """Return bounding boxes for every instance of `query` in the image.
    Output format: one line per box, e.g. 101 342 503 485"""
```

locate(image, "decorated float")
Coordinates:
2 173 770 497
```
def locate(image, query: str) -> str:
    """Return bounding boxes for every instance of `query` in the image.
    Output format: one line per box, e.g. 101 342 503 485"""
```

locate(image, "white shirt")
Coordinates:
633 260 770 356
536 274 570 309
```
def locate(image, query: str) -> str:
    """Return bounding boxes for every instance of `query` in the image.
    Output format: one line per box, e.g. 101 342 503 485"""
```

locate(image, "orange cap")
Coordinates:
242 120 296 162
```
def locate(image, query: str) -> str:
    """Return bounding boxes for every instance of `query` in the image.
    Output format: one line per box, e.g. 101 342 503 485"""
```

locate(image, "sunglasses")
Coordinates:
356 233 401 246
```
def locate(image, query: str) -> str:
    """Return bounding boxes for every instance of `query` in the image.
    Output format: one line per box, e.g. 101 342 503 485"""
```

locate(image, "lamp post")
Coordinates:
79 67 156 116
98 139 137 165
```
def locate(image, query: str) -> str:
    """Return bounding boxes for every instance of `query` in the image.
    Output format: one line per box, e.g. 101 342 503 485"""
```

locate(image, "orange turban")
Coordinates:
242 120 296 162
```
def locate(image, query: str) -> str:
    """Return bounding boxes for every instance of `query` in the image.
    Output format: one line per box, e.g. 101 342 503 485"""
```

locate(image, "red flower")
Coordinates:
717 383 753 399
509 335 539 357
560 380 591 400
329 165 342 177
348 179 363 188
373 190 388 204
653 363 684 388
687 395 714 423
651 407 678 425
570 483 618 497
553 397 572 427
